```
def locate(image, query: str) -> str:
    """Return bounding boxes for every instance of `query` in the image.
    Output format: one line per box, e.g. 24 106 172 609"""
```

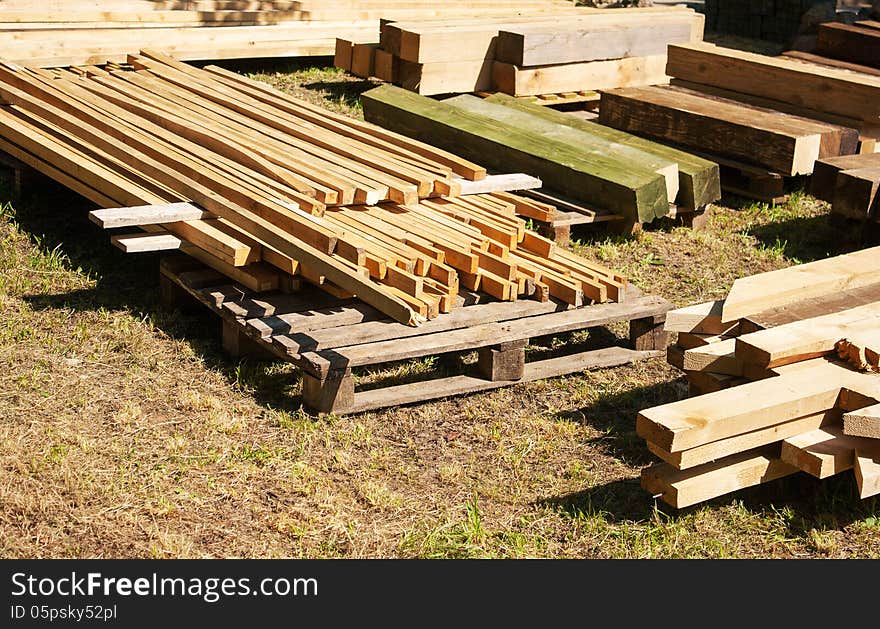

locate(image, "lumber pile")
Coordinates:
336 5 704 96
0 53 629 327
642 247 880 508
361 84 721 233
810 153 880 223
0 0 576 67
598 42 880 202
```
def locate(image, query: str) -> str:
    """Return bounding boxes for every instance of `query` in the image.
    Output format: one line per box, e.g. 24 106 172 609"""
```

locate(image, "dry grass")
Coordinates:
0 63 879 559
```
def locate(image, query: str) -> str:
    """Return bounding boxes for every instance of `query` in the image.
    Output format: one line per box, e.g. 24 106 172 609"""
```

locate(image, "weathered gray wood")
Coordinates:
248 302 384 339
89 202 209 228
630 316 669 351
477 340 527 381
456 172 542 196
361 84 670 224
496 20 692 67
302 368 355 415
274 296 570 355
222 319 276 361
297 295 671 375
344 346 659 414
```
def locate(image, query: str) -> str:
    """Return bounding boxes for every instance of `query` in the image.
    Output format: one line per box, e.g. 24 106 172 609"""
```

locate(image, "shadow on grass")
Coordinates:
301 79 378 109
541 466 880 532
746 213 868 264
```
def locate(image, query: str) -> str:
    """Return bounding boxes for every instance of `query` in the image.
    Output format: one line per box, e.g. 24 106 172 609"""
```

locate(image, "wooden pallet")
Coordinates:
159 254 672 415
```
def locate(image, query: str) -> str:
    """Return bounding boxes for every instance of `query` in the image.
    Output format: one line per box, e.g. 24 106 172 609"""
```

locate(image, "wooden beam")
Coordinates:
89 202 210 228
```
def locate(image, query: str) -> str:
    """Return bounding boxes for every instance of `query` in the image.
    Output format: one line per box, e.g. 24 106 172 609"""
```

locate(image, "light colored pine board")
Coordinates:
721 246 880 324
647 410 839 470
843 403 880 439
781 426 863 479
641 446 799 509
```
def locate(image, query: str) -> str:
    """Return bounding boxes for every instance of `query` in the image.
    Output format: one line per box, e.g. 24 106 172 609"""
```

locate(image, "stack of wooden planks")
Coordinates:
703 0 817 43
642 247 880 508
598 42 880 203
361 84 721 235
0 52 629 326
335 5 704 96
811 153 880 225
0 0 578 67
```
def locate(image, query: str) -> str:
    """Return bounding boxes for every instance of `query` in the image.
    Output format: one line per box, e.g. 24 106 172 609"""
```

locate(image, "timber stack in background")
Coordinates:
644 247 880 508
598 41 880 204
0 0 577 67
361 84 721 239
335 4 704 96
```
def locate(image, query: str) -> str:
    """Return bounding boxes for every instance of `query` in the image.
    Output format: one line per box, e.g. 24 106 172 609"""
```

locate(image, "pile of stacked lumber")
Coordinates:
0 51 628 326
641 247 880 508
810 153 880 225
0 0 574 67
361 84 721 235
599 42 880 203
336 5 704 96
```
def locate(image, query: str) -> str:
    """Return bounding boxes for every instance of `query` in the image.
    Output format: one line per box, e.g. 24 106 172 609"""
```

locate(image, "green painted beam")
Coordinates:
361 84 669 224
484 92 721 211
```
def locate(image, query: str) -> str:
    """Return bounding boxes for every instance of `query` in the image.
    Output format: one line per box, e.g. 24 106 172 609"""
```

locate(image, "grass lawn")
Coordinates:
1 61 878 559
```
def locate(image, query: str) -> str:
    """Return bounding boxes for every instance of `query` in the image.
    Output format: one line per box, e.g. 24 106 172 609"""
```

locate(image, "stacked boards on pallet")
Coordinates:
0 52 628 327
361 85 721 235
642 247 880 508
598 42 880 202
336 5 704 96
0 0 574 67
810 153 880 224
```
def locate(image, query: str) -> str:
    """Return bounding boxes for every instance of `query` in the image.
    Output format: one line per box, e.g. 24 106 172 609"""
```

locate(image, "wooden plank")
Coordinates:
291 294 671 375
361 85 669 224
855 443 880 499
641 446 798 509
345 346 658 414
810 154 880 203
664 300 739 335
111 231 181 253
666 42 880 124
446 93 679 204
816 23 880 70
599 85 854 176
721 247 880 324
492 54 670 98
682 338 741 375
455 173 542 196
781 50 880 78
637 358 852 452
740 283 880 334
832 166 880 219
396 58 494 96
647 410 839 470
89 202 210 228
781 426 863 479
843 403 880 440
734 301 880 369
495 19 692 67
485 93 720 211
